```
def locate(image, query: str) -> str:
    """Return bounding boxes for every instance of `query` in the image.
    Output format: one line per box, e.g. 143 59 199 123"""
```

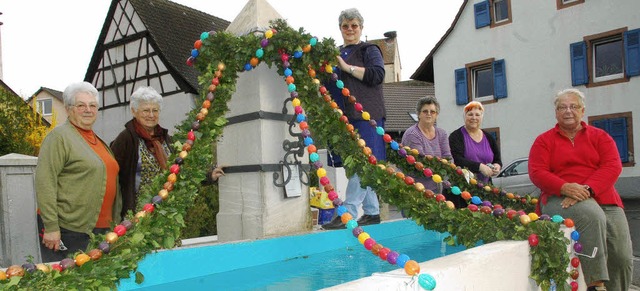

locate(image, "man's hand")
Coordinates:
42 231 61 251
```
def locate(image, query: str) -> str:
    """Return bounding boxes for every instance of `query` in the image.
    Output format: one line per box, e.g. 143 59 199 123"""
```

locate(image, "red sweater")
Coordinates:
528 122 623 213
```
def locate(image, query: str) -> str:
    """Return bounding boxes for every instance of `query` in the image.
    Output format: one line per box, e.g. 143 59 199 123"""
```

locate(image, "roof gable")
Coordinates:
411 0 468 82
85 0 231 92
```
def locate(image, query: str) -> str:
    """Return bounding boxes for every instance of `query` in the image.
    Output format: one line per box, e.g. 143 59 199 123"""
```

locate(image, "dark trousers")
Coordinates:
37 215 108 263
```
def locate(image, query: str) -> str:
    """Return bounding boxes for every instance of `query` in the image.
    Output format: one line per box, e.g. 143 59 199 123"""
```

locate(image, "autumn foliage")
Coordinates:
0 86 54 157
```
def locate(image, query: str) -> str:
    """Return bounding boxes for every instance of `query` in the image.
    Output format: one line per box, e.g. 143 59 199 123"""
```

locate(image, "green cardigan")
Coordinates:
36 122 122 235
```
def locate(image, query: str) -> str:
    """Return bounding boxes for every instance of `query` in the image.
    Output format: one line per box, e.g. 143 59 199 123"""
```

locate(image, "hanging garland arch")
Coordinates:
0 19 580 291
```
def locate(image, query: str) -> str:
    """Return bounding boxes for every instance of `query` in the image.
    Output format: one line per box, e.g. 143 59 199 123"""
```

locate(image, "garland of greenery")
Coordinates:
0 19 579 291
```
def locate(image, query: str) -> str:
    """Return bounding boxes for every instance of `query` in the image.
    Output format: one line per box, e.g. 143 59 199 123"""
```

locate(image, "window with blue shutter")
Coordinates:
474 1 490 29
591 117 630 163
570 41 588 86
455 68 468 105
624 28 640 77
493 59 507 98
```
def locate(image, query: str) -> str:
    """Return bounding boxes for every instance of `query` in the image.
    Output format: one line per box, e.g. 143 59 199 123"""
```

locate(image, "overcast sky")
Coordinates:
0 0 463 99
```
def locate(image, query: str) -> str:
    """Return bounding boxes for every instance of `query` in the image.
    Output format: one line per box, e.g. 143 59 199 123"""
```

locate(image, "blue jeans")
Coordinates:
343 173 379 217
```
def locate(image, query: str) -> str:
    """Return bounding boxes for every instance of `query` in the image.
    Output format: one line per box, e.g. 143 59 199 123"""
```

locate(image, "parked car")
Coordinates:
491 157 540 197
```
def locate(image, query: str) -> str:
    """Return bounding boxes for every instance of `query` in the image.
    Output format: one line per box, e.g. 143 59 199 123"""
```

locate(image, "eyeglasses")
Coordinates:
340 24 360 31
421 109 438 115
556 105 582 112
140 108 160 116
74 103 98 111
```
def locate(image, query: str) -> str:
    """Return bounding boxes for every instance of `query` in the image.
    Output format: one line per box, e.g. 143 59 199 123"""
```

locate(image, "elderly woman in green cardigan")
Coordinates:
36 81 122 263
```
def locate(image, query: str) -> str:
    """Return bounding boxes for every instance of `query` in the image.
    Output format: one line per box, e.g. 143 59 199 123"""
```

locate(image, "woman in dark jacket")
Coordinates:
110 86 172 219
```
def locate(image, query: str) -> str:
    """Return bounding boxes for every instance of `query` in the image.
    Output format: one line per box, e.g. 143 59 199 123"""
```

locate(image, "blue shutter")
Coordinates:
474 1 491 29
455 68 468 105
624 28 640 77
493 59 507 99
592 119 608 131
609 118 629 163
570 41 588 86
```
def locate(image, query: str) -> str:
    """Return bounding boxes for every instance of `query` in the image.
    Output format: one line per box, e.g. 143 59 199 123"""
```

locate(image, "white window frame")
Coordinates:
492 0 509 24
37 99 53 116
591 35 624 83
472 63 494 102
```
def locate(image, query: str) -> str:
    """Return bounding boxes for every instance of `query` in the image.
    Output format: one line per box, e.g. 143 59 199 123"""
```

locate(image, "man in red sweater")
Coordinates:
528 88 633 291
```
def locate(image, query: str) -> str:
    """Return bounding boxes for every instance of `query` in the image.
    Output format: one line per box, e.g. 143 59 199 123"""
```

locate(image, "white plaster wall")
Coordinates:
432 1 640 182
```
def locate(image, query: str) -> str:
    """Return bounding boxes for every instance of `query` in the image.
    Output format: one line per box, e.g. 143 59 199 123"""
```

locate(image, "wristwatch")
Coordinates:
349 66 356 74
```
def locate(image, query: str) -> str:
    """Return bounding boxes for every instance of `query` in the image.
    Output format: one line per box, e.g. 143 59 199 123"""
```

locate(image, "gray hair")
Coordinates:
62 82 99 108
554 88 585 108
130 86 163 111
416 96 440 114
339 8 364 26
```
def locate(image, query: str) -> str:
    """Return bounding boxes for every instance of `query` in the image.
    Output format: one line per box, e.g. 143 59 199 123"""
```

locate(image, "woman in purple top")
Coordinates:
401 96 452 193
448 101 502 207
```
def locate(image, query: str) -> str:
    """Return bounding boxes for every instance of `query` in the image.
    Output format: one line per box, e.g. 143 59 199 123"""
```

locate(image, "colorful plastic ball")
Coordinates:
293 50 303 58
98 241 111 254
199 31 209 41
571 230 580 241
357 232 370 244
114 225 127 237
378 248 391 260
571 257 580 268
470 196 482 205
398 147 407 157
492 208 505 217
296 113 305 123
467 204 478 212
304 137 313 146
396 254 410 268
573 242 583 253
423 168 433 177
309 37 317 46
260 38 269 47
390 141 399 150
256 48 264 58
316 168 327 178
244 63 252 71
186 57 194 66
386 251 399 265
336 80 344 89
528 234 539 246
539 214 551 221
404 260 420 276
418 273 437 290
564 218 575 228
364 238 376 250
190 49 199 58
432 174 442 183
265 29 273 38
570 281 579 291
376 126 385 135
336 205 347 216
346 220 358 229
309 152 319 163
551 215 564 223
451 186 461 195
287 83 296 93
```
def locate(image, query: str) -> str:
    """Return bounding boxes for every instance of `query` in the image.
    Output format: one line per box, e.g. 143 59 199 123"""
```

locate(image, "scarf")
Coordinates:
133 119 168 170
